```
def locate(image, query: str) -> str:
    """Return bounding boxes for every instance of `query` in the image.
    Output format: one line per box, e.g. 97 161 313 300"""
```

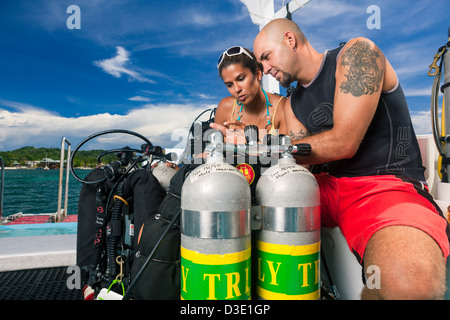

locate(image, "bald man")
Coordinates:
254 18 449 300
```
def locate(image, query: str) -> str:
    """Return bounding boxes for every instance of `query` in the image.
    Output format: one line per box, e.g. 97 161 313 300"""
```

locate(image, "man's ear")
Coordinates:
283 31 297 51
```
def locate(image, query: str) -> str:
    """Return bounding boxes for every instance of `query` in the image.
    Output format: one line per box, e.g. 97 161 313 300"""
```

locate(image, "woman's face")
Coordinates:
221 63 261 105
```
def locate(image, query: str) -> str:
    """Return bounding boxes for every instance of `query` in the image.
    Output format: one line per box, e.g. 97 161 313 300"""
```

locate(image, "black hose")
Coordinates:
70 129 152 184
104 181 125 283
104 154 143 219
431 56 446 157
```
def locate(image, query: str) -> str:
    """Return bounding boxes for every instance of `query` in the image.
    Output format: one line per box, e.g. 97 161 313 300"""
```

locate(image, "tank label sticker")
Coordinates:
255 240 320 300
267 165 309 181
236 163 255 185
189 164 246 184
180 246 251 300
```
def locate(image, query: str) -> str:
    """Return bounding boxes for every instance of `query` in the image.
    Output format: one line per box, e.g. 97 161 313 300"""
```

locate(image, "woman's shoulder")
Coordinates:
217 96 235 112
218 95 235 105
215 96 236 124
267 92 286 105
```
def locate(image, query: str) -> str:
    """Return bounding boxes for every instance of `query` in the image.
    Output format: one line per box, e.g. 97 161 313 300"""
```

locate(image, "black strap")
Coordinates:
396 175 450 242
441 81 450 93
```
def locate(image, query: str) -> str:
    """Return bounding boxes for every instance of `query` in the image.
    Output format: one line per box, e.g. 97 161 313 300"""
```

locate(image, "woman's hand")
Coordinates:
210 122 246 144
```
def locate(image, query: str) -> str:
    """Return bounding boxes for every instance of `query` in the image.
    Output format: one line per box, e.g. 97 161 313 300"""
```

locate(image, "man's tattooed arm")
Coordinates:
339 40 384 97
289 128 309 141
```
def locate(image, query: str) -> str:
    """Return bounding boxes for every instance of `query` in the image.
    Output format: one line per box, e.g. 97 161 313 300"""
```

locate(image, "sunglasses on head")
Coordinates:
217 46 254 69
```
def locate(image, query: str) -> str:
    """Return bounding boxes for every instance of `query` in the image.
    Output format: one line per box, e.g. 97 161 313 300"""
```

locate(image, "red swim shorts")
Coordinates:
315 173 450 263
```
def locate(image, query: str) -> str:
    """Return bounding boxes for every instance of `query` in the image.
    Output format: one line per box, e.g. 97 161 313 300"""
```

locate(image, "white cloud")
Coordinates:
191 12 214 26
403 87 433 97
197 93 216 100
0 102 213 151
93 46 155 83
128 96 152 102
411 110 433 135
0 99 434 152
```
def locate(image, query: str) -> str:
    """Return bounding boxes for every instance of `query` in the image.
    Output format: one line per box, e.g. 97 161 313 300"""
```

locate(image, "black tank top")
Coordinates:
290 46 425 181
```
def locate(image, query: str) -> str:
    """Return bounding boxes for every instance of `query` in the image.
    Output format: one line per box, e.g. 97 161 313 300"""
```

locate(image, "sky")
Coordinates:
0 0 449 152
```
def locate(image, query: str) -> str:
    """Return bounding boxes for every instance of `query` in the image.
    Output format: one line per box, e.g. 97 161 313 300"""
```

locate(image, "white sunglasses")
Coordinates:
217 46 254 69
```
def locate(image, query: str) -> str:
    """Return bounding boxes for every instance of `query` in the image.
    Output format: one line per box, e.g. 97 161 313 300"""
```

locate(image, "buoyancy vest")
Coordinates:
76 168 166 298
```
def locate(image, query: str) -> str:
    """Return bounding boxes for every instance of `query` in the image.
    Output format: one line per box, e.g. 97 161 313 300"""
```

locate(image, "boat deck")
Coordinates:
0 214 80 299
0 214 78 271
0 266 83 300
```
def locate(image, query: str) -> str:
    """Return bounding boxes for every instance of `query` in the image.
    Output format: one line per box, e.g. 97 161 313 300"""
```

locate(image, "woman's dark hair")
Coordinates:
218 47 263 79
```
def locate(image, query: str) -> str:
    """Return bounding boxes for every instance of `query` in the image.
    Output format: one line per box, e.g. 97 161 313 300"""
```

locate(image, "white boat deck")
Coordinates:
0 223 77 272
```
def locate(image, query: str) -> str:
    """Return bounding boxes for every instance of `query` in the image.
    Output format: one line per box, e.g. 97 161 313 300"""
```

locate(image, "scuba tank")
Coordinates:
180 131 252 300
151 151 177 191
152 162 176 190
253 135 321 300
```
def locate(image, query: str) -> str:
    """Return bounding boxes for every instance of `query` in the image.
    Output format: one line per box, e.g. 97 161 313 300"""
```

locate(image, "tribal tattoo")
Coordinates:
339 40 384 97
289 128 309 140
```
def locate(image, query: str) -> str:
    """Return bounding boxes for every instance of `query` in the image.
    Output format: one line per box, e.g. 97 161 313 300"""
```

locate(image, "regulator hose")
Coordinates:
431 52 446 158
104 180 126 284
70 129 153 185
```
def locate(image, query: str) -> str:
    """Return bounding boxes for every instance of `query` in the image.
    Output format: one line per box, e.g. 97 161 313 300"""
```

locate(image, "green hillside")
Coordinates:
0 146 110 168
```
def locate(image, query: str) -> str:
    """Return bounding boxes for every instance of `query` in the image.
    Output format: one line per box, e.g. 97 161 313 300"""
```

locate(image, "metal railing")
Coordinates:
56 137 71 222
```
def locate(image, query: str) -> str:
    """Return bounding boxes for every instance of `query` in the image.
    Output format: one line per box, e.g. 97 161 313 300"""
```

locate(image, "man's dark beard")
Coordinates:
280 72 292 88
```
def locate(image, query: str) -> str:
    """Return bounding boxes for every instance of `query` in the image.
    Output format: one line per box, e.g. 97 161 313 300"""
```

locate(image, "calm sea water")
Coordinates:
1 168 91 217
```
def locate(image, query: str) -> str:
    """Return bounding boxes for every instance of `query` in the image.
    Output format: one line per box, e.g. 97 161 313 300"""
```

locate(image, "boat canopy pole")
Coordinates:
443 28 450 181
239 0 311 94
429 27 450 182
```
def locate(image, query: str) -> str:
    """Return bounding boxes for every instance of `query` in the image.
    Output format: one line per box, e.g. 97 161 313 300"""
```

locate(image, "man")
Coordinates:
253 18 449 299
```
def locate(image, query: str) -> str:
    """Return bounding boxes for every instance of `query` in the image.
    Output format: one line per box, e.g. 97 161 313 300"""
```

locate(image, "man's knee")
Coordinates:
364 258 446 300
362 225 447 300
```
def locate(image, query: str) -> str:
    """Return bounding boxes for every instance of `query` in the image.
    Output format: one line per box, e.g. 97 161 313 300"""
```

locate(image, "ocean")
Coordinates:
1 168 91 217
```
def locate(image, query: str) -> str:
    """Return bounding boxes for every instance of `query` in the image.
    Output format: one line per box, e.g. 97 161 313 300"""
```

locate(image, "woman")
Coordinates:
210 46 287 143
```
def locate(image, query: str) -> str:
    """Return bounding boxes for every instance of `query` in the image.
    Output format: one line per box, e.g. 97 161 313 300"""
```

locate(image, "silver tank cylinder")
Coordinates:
180 133 252 300
254 155 321 300
152 162 176 190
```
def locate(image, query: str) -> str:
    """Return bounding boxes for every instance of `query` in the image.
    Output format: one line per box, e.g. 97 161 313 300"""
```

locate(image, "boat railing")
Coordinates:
0 156 4 219
56 137 71 222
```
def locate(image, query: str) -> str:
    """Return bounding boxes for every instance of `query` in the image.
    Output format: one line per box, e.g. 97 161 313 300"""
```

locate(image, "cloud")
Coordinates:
384 40 436 79
410 110 433 135
403 87 434 97
93 46 155 83
0 101 213 151
128 96 152 102
0 99 433 152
